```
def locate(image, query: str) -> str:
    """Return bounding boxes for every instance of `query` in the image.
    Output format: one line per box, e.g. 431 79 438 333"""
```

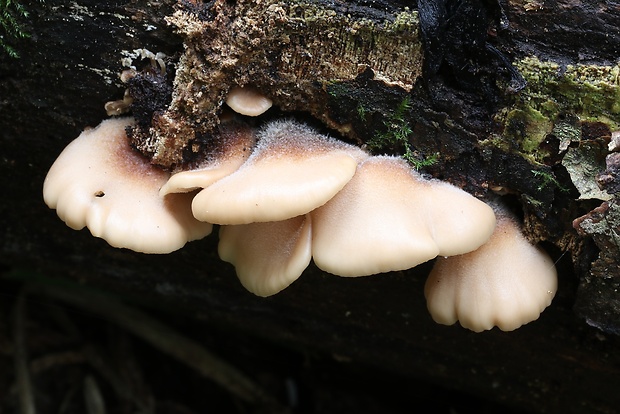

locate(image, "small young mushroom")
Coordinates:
191 120 369 225
159 122 256 196
225 85 273 116
424 206 558 332
104 89 134 116
311 156 496 277
43 117 212 254
218 215 312 297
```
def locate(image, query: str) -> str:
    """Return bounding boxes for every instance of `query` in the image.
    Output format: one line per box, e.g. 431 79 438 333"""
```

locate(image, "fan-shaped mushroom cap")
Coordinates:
43 117 212 253
311 156 496 277
426 179 498 256
160 122 256 196
218 215 312 297
424 209 558 332
225 86 273 116
192 120 369 225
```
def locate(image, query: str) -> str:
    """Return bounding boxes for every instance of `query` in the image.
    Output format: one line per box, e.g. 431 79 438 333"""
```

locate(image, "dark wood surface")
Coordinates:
1 1 619 413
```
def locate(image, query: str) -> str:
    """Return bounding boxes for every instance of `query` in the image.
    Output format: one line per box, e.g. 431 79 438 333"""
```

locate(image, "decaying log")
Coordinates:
1 0 620 413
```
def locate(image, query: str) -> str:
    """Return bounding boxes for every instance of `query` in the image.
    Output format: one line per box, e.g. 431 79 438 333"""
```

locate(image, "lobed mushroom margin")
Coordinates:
42 86 558 333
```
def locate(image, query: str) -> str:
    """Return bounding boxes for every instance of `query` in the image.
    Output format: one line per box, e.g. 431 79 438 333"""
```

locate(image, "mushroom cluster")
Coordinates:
157 119 498 297
43 86 558 331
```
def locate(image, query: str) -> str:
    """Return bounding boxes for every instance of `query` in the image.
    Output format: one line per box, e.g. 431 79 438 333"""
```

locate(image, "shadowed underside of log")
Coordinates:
1 0 620 413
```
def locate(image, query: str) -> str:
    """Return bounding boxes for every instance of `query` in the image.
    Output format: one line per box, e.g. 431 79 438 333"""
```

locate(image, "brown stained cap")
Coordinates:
218 215 312 297
424 208 558 332
191 120 369 225
160 122 256 196
311 156 496 277
43 117 212 253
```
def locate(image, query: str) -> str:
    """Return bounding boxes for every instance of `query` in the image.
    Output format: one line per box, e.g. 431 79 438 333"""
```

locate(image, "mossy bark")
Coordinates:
2 0 620 413
126 0 423 168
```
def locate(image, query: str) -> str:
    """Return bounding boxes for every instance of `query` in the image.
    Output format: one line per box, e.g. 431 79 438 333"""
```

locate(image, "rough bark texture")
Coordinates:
1 0 620 413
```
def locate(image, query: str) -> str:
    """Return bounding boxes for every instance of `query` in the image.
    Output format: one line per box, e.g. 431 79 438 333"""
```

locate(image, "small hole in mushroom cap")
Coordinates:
43 117 213 254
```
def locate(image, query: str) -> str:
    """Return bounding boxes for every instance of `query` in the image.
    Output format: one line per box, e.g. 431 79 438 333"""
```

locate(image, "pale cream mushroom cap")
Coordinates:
424 211 558 332
311 156 496 277
43 117 212 253
425 179 497 256
225 86 273 116
192 120 369 225
218 215 312 297
160 122 256 196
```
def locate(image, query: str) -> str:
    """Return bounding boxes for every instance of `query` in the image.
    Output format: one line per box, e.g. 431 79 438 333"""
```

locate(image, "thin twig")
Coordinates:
23 281 281 408
12 291 37 414
82 343 154 413
83 375 107 414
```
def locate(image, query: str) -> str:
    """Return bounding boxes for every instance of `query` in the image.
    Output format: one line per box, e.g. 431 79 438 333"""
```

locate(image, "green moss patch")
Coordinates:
497 56 620 161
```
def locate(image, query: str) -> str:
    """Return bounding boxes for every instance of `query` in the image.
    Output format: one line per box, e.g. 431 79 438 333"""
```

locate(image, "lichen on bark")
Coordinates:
116 0 620 333
493 54 620 332
497 56 620 163
128 0 422 168
573 200 620 333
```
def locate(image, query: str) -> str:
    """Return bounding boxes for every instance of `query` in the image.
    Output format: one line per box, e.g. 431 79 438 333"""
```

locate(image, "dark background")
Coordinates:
1 1 619 413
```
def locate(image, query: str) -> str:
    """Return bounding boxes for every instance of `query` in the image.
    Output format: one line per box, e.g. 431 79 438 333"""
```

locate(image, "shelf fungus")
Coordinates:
424 204 558 332
43 118 212 254
188 120 369 225
156 120 498 296
44 113 558 331
311 156 497 277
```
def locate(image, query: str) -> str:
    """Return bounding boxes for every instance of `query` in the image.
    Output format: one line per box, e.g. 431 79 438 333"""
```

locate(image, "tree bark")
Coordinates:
1 0 620 413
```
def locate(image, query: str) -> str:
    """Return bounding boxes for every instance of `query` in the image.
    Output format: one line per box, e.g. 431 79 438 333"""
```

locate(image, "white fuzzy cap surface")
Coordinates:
192 120 368 225
160 123 256 196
